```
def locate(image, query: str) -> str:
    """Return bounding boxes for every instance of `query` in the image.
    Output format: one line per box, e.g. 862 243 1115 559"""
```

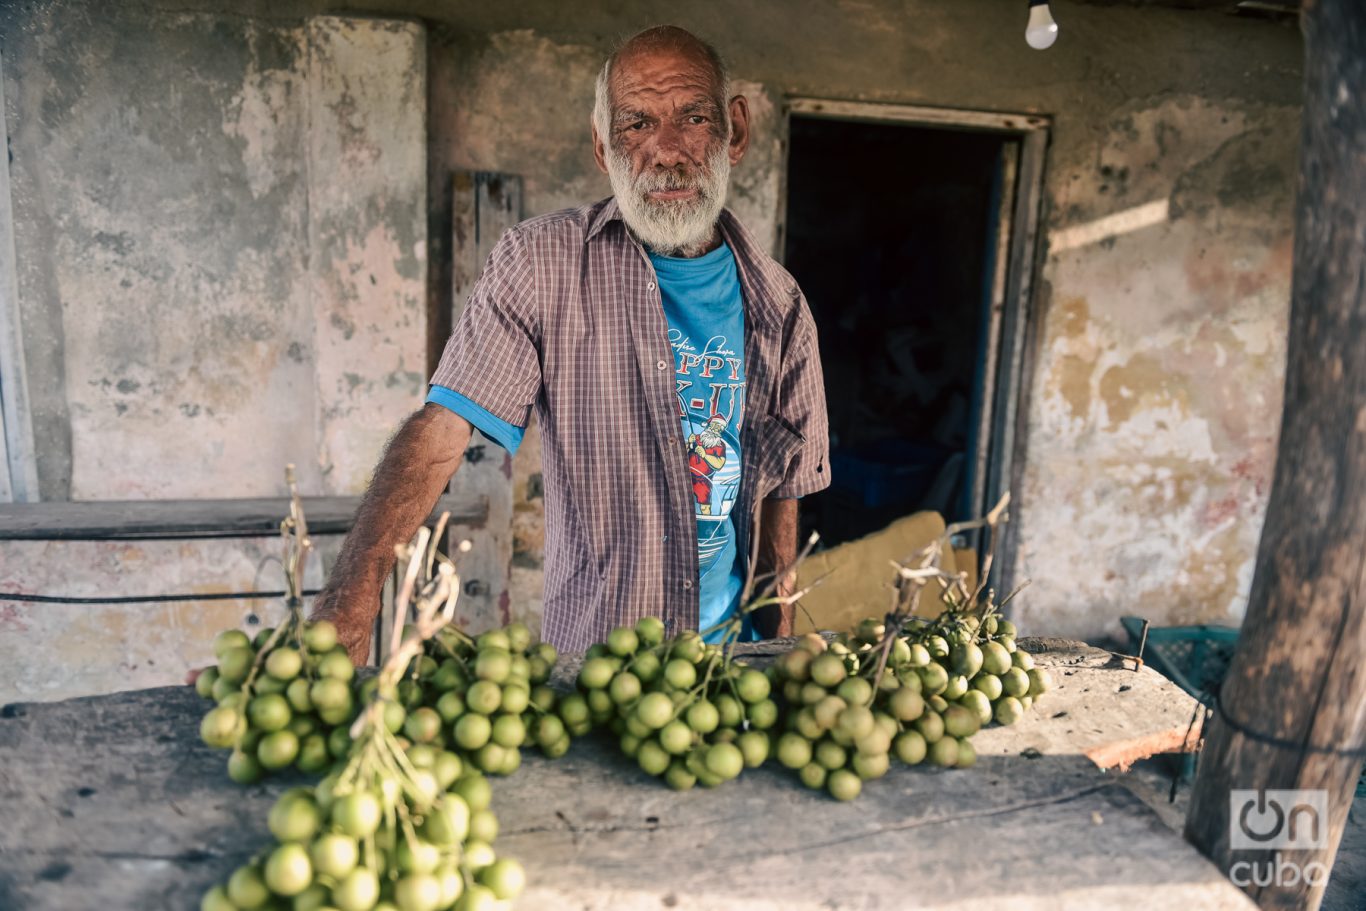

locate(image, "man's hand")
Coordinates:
312 404 473 668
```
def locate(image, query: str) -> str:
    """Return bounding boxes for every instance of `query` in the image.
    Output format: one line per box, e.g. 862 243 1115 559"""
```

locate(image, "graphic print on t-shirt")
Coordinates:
671 330 745 571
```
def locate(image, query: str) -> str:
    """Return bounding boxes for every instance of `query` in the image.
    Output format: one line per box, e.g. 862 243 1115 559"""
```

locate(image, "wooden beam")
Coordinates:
0 494 486 541
1184 1 1366 908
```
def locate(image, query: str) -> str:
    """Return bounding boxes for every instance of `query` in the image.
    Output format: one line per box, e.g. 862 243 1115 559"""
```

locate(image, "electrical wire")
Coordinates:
0 589 321 605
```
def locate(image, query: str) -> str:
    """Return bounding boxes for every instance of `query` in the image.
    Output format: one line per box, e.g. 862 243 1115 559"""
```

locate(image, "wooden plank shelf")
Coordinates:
0 494 488 541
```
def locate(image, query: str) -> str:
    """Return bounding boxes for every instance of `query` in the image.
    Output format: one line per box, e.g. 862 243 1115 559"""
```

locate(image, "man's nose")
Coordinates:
650 120 690 169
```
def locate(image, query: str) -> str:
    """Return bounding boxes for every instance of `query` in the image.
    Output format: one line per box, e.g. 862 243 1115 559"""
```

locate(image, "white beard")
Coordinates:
697 428 723 448
607 141 731 257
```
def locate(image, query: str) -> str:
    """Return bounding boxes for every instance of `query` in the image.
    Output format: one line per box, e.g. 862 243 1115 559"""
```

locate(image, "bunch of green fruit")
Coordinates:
396 620 573 775
770 630 924 801
576 617 779 790
195 617 357 783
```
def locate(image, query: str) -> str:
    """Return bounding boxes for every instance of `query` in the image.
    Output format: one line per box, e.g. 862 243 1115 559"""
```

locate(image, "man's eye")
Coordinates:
688 116 708 125
627 121 647 131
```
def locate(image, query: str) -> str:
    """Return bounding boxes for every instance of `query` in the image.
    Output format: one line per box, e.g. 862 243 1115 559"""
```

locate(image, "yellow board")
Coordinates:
793 511 975 635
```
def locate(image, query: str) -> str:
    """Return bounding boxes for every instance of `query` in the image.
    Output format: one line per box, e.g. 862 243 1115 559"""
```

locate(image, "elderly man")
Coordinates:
314 25 829 662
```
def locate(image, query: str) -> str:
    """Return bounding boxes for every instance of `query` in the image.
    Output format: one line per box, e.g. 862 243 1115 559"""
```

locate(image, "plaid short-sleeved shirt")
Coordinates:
431 197 830 651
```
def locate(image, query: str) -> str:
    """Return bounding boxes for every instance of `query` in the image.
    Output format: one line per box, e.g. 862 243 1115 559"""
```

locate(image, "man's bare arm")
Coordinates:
752 497 799 639
311 403 473 664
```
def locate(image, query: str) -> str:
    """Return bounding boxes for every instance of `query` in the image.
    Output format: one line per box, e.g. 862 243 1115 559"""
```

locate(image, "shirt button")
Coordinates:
656 360 668 371
647 281 656 291
682 579 693 590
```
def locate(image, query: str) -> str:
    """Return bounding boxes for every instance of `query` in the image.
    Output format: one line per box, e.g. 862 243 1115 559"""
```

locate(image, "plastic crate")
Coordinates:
1120 616 1241 702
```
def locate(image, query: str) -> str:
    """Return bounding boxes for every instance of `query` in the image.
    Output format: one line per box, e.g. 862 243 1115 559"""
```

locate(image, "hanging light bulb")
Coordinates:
1026 0 1059 50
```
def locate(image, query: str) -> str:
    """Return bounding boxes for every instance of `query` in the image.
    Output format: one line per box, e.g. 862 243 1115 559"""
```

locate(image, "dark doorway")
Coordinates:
783 116 1012 547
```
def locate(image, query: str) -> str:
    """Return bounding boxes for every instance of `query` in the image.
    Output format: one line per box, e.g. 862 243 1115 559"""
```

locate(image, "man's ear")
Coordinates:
592 119 609 175
727 94 751 167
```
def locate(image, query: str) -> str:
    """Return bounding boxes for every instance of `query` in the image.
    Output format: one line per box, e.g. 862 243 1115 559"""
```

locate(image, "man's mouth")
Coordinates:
645 187 700 202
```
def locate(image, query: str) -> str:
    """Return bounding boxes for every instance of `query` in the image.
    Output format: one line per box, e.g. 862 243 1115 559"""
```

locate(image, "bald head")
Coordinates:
593 26 730 147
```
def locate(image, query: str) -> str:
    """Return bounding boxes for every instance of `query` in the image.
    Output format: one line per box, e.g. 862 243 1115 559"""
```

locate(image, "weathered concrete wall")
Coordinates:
1 0 1303 667
0 536 341 703
0 5 427 699
1 5 427 499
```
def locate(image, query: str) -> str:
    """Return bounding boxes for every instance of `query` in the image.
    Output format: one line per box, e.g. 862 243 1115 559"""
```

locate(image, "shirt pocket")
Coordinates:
755 412 806 497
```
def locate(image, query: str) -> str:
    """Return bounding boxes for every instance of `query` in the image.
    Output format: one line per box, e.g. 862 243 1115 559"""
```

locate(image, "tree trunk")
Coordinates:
1183 2 1366 908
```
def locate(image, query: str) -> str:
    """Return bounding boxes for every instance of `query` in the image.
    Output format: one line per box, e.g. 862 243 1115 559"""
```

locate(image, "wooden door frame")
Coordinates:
779 98 1051 598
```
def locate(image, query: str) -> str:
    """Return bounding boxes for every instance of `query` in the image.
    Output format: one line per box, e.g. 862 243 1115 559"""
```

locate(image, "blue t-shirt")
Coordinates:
649 243 750 643
426 242 751 642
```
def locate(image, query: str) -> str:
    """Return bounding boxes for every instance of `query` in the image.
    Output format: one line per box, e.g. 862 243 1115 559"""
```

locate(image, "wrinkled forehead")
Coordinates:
609 46 726 114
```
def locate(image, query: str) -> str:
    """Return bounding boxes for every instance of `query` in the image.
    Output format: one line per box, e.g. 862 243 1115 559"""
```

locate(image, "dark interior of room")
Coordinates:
783 116 1007 546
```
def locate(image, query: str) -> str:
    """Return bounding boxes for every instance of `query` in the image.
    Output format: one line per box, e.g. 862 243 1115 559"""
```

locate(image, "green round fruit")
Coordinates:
943 674 969 701
635 616 666 646
331 868 379 911
971 673 1004 701
317 650 355 681
664 759 697 791
310 833 358 879
474 648 511 685
715 695 743 728
659 720 693 755
737 669 772 704
814 738 848 771
268 791 321 842
301 620 338 653
200 884 236 911
1000 667 1031 698
265 647 302 682
263 843 312 897
837 705 875 741
888 686 925 722
226 865 269 909
705 742 744 780
420 796 470 845
477 629 510 652
200 706 245 749
393 873 442 911
226 749 262 784
951 642 984 678
609 671 642 705
943 704 981 739
852 750 890 780
894 729 927 765
500 683 530 715
1012 649 1035 671
957 738 978 768
747 698 779 729
906 642 932 668
607 626 639 657
635 692 674 730
491 714 526 749
217 646 254 685
798 762 827 790
981 641 1013 676
257 730 299 769
835 676 872 707
456 883 499 911
994 696 1025 725
248 694 292 732
331 792 382 838
462 680 498 715
309 677 352 713
913 711 944 743
813 695 847 731
919 663 949 695
194 666 219 699
809 653 847 688
578 657 615 691
853 726 891 757
504 621 533 653
663 658 697 690
960 690 993 726
396 838 441 875
827 768 862 801
478 858 526 901
637 739 671 776
686 700 719 734
928 735 960 768
214 629 252 658
1027 667 1053 696
737 730 769 768
452 773 492 812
